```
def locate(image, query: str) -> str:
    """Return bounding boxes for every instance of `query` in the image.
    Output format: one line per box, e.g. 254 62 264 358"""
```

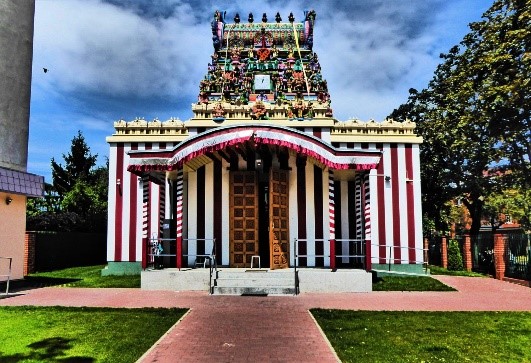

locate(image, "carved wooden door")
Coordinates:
269 169 289 269
229 171 259 268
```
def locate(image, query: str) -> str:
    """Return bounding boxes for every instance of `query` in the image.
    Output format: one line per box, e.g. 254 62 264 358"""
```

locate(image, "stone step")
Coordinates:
212 286 296 296
212 269 296 295
215 270 295 279
215 277 294 288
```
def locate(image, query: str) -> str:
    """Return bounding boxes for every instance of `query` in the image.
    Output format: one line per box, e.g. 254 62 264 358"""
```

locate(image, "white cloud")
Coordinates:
34 0 210 99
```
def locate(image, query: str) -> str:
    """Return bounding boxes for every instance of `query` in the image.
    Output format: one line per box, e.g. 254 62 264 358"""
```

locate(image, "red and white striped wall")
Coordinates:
107 142 173 263
107 129 423 268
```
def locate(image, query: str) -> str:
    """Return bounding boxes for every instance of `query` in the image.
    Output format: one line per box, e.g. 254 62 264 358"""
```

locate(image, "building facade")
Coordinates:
105 11 423 276
0 0 44 281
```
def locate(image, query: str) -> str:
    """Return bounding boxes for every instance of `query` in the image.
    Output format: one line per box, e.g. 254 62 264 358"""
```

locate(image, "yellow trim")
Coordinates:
292 22 310 96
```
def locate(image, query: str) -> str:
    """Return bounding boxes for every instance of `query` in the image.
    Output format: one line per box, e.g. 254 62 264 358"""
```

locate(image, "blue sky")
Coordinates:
29 0 494 182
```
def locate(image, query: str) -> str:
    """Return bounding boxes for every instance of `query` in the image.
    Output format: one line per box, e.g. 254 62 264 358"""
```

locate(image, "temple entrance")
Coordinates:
229 169 289 269
269 170 289 269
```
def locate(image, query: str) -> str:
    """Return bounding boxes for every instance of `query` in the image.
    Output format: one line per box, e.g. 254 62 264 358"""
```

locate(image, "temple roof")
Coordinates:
194 10 332 122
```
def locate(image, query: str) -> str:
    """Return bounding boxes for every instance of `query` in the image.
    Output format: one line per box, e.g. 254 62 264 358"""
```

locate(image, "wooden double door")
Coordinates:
229 170 289 269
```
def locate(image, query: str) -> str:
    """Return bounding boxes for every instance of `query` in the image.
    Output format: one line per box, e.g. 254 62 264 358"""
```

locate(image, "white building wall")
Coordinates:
221 160 230 266
305 163 316 266
107 143 118 261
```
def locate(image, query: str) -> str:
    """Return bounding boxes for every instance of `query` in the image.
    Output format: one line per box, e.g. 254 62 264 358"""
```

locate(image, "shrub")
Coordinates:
447 239 464 271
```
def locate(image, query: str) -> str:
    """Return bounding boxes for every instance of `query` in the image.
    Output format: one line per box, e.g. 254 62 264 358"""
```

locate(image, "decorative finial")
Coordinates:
288 12 294 23
248 13 254 23
234 13 240 23
275 12 282 23
262 13 267 23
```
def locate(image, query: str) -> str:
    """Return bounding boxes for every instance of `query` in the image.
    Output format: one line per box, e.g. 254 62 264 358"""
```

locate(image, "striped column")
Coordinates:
159 182 165 237
175 169 184 269
328 169 336 269
363 174 372 270
354 176 363 240
141 175 150 269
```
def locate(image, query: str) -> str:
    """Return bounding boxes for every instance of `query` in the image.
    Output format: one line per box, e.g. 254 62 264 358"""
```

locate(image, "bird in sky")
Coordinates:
43 68 48 73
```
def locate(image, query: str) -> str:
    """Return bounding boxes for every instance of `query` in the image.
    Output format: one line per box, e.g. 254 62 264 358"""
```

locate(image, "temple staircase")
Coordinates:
211 269 297 296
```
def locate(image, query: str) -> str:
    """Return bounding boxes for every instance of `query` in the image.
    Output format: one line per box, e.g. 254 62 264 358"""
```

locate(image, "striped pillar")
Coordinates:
175 169 184 269
354 175 363 240
159 181 165 237
363 174 372 270
328 169 336 269
141 175 150 269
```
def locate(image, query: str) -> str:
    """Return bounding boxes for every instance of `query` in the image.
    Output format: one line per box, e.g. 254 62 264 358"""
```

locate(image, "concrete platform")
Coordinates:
141 267 373 293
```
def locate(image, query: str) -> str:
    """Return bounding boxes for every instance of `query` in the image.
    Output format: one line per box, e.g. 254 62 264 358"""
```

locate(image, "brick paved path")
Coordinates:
1 276 530 362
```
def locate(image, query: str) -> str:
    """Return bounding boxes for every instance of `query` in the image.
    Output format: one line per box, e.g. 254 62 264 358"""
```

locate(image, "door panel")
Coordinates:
270 170 289 269
230 172 259 268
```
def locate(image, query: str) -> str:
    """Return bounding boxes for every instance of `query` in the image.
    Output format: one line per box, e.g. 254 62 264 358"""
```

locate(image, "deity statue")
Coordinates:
212 102 226 118
251 101 268 119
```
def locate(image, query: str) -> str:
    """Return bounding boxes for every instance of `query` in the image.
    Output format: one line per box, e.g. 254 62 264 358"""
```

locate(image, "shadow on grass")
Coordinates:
0 337 94 362
0 276 81 293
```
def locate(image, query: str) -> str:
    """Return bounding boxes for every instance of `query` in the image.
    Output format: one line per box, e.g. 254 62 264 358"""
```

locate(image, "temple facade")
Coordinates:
105 11 424 277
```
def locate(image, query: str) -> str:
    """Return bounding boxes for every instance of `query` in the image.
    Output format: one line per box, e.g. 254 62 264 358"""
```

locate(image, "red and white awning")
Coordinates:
127 125 381 172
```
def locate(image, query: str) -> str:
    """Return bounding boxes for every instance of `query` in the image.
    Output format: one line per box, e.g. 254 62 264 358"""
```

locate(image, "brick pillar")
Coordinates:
493 233 507 280
462 234 472 272
24 231 36 275
441 236 448 269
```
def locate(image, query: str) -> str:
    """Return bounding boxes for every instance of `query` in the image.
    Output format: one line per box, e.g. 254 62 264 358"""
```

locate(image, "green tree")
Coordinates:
390 0 530 235
484 187 531 232
447 239 464 271
61 163 109 232
27 132 108 232
51 130 98 197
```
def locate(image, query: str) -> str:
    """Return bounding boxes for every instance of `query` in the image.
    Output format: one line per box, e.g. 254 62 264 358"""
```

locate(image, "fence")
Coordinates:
427 233 530 283
25 231 106 273
505 233 530 281
427 236 442 266
470 234 495 275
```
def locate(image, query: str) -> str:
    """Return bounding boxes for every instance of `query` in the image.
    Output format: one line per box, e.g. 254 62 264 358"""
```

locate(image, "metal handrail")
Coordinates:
294 238 299 295
146 237 217 270
294 238 330 259
209 239 217 294
0 256 12 295
293 238 428 273
370 243 428 273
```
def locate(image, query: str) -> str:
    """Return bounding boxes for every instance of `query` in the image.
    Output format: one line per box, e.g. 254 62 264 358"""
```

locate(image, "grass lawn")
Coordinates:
312 309 531 363
26 265 140 288
429 265 487 277
0 306 186 363
372 275 456 291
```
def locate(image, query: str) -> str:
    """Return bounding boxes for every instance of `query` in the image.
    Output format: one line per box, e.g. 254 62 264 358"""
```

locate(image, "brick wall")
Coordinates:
493 233 507 280
24 231 36 275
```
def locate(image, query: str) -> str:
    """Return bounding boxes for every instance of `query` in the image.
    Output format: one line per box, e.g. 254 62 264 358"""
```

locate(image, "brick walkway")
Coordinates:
1 276 530 362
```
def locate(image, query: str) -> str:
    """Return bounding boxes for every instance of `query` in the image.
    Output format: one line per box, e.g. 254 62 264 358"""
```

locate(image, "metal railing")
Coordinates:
0 257 12 295
471 234 494 274
208 240 218 294
182 238 216 269
147 238 176 269
146 237 217 269
336 239 366 268
294 238 330 267
371 244 428 274
505 233 530 281
294 238 428 273
294 239 299 295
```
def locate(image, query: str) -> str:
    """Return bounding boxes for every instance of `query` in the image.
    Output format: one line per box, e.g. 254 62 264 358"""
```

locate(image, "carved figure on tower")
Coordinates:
251 101 267 119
